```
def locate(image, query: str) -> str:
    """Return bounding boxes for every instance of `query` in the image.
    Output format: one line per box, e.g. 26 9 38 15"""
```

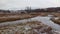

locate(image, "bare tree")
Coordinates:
25 7 32 13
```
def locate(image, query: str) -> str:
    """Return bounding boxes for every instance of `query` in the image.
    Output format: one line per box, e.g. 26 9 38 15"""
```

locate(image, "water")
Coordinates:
31 16 60 31
0 16 60 31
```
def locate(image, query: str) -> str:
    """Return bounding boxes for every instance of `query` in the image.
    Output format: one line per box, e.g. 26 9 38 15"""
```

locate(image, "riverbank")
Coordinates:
0 21 60 34
0 16 60 31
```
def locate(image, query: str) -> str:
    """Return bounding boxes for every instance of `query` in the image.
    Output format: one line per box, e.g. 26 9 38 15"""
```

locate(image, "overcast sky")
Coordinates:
0 0 59 10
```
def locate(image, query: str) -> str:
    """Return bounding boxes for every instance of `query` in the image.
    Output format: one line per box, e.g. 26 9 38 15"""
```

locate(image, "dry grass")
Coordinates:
51 17 60 25
0 14 37 22
0 21 58 34
0 12 60 22
0 21 53 34
30 12 48 16
51 12 60 17
0 12 49 22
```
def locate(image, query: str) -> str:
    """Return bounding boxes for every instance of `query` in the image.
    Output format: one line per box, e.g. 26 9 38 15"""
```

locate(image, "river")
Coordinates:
0 16 60 31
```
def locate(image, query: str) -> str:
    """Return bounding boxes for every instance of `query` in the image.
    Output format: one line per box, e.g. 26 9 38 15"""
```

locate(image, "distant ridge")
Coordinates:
0 7 60 14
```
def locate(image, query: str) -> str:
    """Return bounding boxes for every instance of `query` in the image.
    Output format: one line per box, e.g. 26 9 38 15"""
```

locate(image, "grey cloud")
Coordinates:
0 0 58 10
